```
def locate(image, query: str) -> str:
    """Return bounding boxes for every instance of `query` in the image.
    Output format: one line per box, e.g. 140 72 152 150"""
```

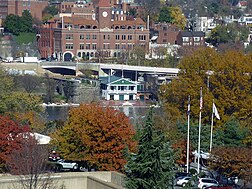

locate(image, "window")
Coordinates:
115 44 120 49
183 37 189 42
122 35 126 40
110 95 114 100
103 35 106 40
66 34 73 40
194 37 200 42
118 86 126 91
110 86 115 90
80 35 84 39
128 44 132 49
122 44 126 49
86 34 90 40
138 35 146 41
108 35 110 40
66 44 73 49
80 44 84 49
129 86 135 90
103 44 106 49
128 35 132 40
163 39 167 43
86 44 90 49
92 44 96 50
115 35 120 40
92 34 97 39
163 26 167 31
164 33 167 36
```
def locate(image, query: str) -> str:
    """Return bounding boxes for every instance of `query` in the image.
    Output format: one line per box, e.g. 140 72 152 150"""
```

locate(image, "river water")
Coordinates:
45 105 151 126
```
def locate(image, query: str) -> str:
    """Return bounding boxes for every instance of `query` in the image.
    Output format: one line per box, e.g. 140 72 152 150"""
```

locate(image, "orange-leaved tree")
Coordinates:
209 146 252 186
0 115 30 172
51 103 136 172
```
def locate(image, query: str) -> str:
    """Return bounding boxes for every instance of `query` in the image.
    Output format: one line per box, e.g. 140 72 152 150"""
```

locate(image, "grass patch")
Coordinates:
14 32 36 45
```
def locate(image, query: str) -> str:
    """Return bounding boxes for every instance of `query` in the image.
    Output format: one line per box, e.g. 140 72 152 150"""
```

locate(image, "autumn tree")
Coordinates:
159 48 252 128
51 103 136 172
125 108 175 189
209 146 252 187
0 115 30 172
0 67 45 132
14 74 41 93
158 6 186 29
6 135 55 189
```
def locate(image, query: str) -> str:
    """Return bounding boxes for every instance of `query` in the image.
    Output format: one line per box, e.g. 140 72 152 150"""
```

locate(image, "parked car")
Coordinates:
48 151 60 162
198 178 219 189
176 176 192 187
55 159 79 171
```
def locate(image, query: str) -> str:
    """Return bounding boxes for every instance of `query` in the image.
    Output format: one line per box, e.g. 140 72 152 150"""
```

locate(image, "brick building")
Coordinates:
0 0 48 20
150 23 180 45
38 0 149 61
176 31 205 46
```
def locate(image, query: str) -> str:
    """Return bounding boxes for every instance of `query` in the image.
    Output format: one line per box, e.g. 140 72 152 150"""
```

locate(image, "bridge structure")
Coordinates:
41 62 180 81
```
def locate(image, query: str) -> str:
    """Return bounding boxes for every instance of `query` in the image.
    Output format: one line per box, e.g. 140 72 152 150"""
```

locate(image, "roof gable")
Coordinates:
110 78 136 85
180 31 204 37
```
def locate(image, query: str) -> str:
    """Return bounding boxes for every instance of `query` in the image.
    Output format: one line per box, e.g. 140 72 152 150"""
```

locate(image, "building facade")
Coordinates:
0 0 48 20
38 0 149 61
102 78 138 100
176 31 205 47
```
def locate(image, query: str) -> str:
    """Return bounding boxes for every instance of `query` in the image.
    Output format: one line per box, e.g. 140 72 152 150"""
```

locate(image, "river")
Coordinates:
45 105 152 126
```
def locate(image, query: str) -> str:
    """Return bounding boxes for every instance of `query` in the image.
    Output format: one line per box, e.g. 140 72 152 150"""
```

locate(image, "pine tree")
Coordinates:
125 107 175 189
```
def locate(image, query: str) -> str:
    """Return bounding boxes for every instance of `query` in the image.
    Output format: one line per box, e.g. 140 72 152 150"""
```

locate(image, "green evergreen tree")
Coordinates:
125 107 175 189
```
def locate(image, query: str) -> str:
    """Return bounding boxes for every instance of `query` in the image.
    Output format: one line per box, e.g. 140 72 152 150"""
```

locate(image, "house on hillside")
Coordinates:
101 76 154 101
101 77 138 101
176 31 205 47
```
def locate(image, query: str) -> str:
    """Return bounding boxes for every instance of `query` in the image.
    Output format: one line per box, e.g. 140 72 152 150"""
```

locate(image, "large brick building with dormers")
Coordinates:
37 0 149 61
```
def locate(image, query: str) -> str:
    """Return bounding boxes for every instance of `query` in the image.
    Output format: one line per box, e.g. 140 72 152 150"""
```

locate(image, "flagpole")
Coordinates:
186 95 190 173
210 99 214 153
197 87 203 174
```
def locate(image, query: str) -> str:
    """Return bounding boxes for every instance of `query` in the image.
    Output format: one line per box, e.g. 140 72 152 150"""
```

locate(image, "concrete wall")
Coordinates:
0 171 125 189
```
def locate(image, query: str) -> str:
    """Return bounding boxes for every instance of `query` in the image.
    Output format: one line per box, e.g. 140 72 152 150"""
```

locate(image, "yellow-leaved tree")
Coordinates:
159 48 252 127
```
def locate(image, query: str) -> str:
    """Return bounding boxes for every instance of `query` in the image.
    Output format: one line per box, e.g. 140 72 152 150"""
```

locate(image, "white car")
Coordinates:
176 176 192 187
198 178 218 189
56 159 78 171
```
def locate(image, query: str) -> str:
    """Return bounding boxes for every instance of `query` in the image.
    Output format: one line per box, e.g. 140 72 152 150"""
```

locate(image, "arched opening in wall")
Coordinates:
64 52 72 61
86 25 91 29
93 26 97 29
80 25 85 29
128 26 132 29
115 26 119 29
77 52 81 57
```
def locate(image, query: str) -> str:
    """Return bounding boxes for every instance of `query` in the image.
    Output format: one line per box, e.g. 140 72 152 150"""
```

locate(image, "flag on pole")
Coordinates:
213 103 220 120
187 95 190 115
